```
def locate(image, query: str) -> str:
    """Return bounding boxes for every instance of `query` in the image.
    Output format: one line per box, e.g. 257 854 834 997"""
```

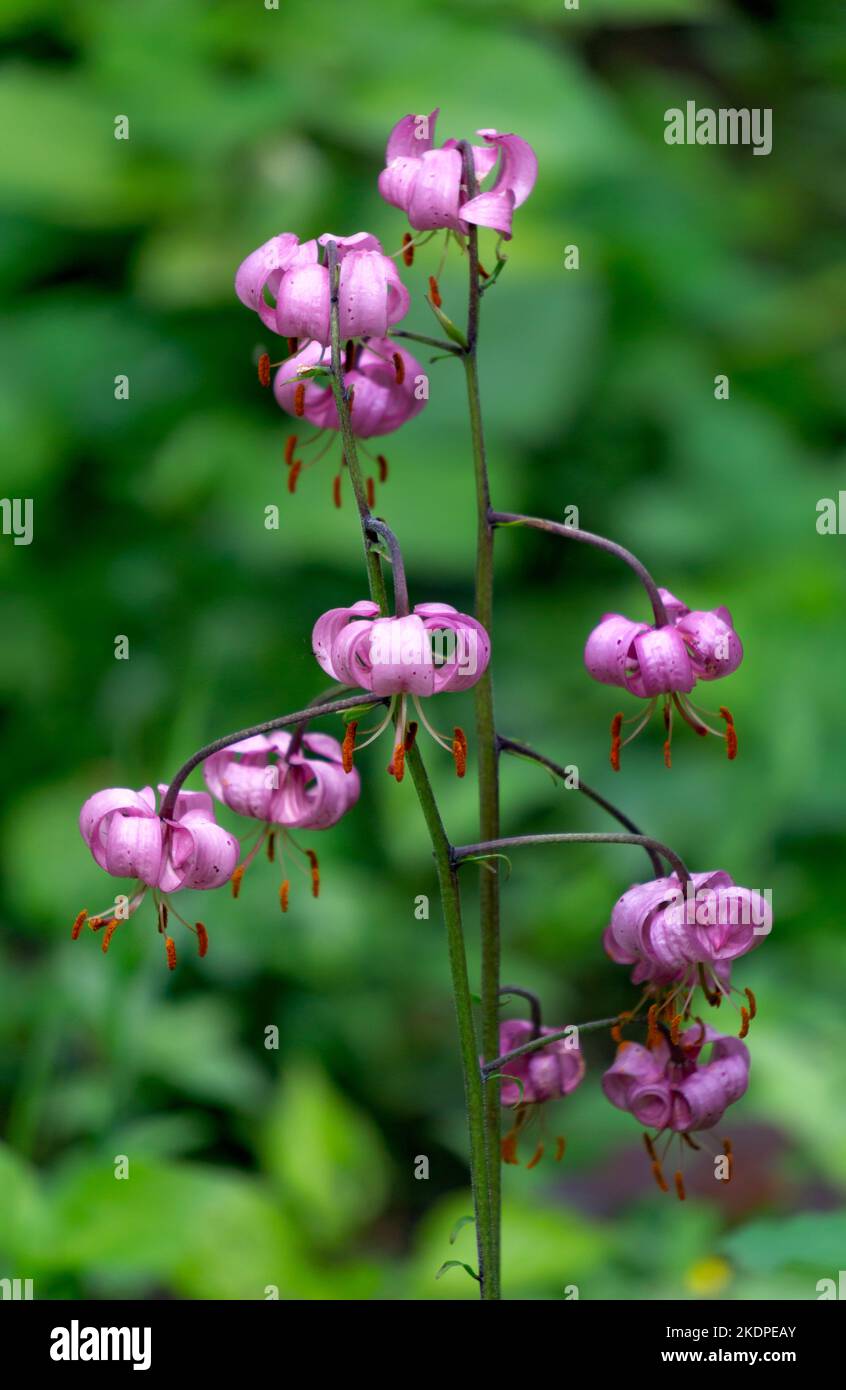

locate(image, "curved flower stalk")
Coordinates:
605 869 769 1017
75 786 238 966
236 232 410 347
584 589 743 768
602 1024 750 1199
312 599 491 780
495 1017 585 1168
379 109 538 240
273 337 425 503
203 730 360 910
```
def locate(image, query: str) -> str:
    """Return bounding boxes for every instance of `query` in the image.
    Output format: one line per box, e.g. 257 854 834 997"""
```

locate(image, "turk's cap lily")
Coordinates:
79 785 238 893
602 1027 750 1135
312 600 491 697
203 730 360 831
235 232 410 346
584 588 742 698
379 109 538 240
496 1019 585 1107
605 870 771 979
274 338 425 439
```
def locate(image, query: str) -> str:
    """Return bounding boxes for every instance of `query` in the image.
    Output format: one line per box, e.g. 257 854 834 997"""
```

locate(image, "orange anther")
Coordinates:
306 849 319 898
257 353 271 388
71 910 87 940
428 275 442 308
526 1142 545 1170
293 383 306 417
279 879 290 913
231 865 246 899
165 936 177 971
651 1160 669 1193
377 454 388 482
392 351 405 385
674 1170 686 1201
284 434 297 466
744 986 757 1021
101 918 119 953
366 476 375 508
401 233 414 267
288 460 302 493
738 1006 750 1039
196 922 209 957
554 1136 566 1162
610 712 623 772
266 832 276 863
452 727 467 778
719 706 738 760
342 721 358 774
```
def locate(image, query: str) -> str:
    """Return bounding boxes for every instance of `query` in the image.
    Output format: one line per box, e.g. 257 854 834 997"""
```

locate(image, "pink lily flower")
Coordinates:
495 1019 585 1168
379 109 538 240
311 599 491 780
602 1025 750 1198
203 730 360 910
235 232 409 347
583 588 743 768
274 337 425 505
604 870 770 1015
75 785 239 966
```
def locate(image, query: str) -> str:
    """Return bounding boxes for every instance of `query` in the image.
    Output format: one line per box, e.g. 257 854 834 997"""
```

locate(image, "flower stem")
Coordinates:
459 142 502 1299
452 831 690 886
159 692 384 820
489 510 670 628
325 239 495 1297
483 1014 623 1076
497 736 665 877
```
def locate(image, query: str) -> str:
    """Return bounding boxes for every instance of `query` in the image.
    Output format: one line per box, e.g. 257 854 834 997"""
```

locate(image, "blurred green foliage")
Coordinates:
1 0 845 1300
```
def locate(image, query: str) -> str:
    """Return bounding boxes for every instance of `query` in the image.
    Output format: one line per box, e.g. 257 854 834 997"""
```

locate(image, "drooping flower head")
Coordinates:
604 869 770 1024
203 730 359 911
584 588 742 768
495 1018 585 1168
236 232 410 346
379 109 538 241
602 1024 750 1198
75 785 239 967
273 338 425 505
312 599 491 780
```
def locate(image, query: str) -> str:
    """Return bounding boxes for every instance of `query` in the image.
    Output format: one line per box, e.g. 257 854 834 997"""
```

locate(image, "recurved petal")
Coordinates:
235 233 301 331
271 758 360 830
367 614 434 695
338 251 390 339
311 602 379 682
601 1042 664 1111
275 262 331 345
377 158 420 213
163 812 239 891
584 614 649 688
676 609 743 680
385 109 439 162
628 625 696 696
422 611 491 693
101 808 164 884
629 1079 674 1130
79 787 154 852
460 188 516 239
406 147 463 231
475 130 538 208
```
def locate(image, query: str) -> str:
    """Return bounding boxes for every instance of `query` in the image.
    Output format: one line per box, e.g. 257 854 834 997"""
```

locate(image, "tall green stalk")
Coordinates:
325 240 496 1295
459 146 502 1299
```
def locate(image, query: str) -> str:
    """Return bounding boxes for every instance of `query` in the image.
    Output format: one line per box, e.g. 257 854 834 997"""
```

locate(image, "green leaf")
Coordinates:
448 1214 476 1245
435 1259 480 1282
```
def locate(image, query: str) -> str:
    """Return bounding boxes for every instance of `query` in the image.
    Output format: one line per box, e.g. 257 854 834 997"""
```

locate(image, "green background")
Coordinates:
1 0 844 1300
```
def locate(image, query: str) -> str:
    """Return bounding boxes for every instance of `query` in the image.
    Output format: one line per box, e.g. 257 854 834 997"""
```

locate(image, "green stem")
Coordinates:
459 143 502 1299
325 240 495 1297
